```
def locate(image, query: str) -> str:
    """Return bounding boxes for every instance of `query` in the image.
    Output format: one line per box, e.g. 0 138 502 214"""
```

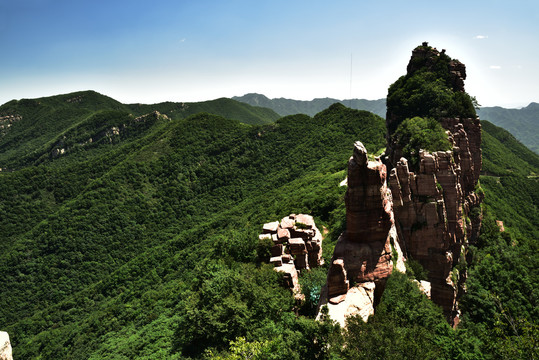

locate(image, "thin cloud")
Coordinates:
489 65 501 70
179 38 186 43
474 35 488 39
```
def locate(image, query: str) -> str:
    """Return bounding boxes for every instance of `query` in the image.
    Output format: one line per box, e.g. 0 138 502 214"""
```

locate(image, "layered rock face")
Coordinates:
261 214 323 297
318 142 405 325
0 332 12 360
317 43 482 327
386 45 483 323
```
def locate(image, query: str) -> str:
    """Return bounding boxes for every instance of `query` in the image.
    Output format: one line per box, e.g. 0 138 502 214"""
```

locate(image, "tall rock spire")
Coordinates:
386 43 483 324
318 43 482 327
317 141 405 327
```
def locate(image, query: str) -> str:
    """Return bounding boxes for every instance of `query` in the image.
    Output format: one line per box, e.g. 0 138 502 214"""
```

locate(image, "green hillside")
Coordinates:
0 93 537 359
0 91 279 169
0 103 386 359
478 103 539 154
0 91 129 167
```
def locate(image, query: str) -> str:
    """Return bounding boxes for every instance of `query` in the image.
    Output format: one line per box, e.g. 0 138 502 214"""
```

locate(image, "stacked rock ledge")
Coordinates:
261 214 324 299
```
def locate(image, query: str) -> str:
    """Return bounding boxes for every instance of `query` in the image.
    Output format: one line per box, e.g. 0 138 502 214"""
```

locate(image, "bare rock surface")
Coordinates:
260 214 324 298
318 282 376 327
317 141 405 326
0 332 12 360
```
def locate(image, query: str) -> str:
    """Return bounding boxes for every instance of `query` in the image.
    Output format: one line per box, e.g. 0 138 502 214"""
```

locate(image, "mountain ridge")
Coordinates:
233 93 539 155
233 93 387 118
0 90 280 169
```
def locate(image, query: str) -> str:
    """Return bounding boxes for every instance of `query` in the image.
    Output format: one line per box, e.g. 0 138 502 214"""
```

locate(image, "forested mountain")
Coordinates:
233 93 387 118
0 91 279 169
234 93 539 156
478 103 539 154
0 87 537 359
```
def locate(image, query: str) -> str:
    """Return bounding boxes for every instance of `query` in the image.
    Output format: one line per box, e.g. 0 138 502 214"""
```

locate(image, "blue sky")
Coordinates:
1 0 538 107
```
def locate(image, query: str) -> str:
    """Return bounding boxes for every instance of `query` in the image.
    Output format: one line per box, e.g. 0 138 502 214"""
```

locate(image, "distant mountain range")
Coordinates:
478 103 539 154
233 93 539 154
232 93 387 118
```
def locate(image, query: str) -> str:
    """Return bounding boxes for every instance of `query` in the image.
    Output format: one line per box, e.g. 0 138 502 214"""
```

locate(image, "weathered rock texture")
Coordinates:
386 44 483 323
0 332 12 360
318 142 405 324
262 214 323 297
318 43 482 327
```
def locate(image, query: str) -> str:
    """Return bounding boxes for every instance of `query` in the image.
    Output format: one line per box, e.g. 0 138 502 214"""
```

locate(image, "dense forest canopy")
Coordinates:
0 84 536 359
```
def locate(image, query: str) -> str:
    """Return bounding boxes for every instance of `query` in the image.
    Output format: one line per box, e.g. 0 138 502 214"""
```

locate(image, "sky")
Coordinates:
1 0 538 108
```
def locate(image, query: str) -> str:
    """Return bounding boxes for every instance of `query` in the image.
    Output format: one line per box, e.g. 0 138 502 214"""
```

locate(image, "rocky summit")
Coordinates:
318 43 483 326
387 44 483 324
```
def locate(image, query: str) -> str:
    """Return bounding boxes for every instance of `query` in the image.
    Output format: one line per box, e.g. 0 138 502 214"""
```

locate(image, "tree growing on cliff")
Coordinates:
386 44 477 135
391 116 452 169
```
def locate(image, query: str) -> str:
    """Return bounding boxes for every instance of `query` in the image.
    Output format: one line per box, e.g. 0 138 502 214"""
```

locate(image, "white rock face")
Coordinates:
0 331 12 360
317 282 376 327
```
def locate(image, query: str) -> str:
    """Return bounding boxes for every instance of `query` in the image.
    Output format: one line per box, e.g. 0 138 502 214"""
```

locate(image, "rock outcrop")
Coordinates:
317 142 405 324
261 214 323 297
385 44 483 323
0 114 22 137
0 332 12 360
317 43 482 327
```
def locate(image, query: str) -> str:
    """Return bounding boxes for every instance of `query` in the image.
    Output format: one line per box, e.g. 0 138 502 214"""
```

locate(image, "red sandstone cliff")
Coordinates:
317 142 405 326
318 43 482 326
386 44 483 323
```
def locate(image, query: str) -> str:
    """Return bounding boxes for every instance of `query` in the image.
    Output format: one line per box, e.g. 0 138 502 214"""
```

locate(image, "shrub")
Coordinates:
392 116 452 169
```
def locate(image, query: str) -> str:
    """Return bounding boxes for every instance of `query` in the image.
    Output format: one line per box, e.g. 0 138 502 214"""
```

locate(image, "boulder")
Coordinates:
280 216 295 229
294 252 309 270
271 244 284 257
295 214 315 229
318 283 376 327
262 221 279 233
327 259 349 299
269 256 283 267
277 228 290 241
0 332 12 360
